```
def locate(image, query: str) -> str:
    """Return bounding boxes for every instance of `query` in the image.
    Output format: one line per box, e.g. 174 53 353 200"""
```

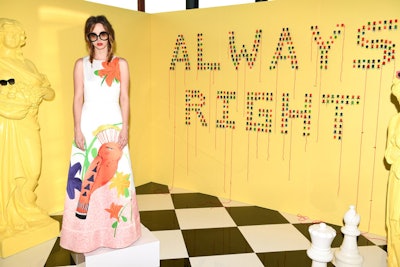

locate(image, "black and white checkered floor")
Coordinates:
46 182 388 267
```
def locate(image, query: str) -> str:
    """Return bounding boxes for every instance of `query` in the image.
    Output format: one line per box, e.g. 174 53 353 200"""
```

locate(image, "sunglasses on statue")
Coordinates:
0 79 15 86
87 32 109 42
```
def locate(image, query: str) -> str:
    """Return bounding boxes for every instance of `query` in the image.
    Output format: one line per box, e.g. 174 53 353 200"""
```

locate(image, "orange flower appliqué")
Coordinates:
95 57 121 86
105 202 123 222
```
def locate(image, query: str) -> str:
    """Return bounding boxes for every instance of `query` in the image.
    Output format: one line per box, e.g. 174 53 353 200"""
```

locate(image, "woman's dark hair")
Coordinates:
84 15 115 63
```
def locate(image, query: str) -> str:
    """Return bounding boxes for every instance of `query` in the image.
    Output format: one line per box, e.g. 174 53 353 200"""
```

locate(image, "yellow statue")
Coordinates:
385 72 400 267
0 18 57 257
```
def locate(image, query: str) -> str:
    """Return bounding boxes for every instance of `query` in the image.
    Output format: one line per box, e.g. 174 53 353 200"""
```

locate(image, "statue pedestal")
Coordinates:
72 225 160 267
0 238 57 267
0 218 59 267
0 218 59 258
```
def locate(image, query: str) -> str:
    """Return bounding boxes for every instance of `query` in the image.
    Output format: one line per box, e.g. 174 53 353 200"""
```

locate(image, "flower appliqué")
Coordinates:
105 202 123 221
95 57 121 86
105 202 128 237
109 171 131 197
66 162 82 199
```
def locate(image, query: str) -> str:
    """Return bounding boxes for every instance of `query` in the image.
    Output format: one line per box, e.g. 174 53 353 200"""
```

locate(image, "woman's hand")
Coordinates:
74 130 85 151
118 128 129 149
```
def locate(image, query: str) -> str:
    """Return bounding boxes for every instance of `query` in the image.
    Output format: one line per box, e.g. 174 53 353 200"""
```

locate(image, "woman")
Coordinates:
60 15 141 253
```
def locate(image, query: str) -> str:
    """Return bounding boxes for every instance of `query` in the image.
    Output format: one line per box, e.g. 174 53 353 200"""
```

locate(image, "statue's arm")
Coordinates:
25 59 55 101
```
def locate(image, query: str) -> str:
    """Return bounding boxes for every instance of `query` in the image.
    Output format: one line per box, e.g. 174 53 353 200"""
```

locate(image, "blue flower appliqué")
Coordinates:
67 162 82 199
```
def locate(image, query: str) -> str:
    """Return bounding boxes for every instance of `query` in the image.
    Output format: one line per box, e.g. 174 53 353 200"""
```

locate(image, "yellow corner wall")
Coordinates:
3 0 399 237
149 0 400 236
4 0 152 215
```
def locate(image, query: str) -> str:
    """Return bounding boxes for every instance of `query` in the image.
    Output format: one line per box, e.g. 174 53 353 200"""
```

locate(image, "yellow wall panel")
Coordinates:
150 0 400 236
4 0 151 215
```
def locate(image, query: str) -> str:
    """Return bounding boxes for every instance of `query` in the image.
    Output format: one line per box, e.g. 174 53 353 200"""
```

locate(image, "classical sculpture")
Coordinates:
385 71 400 267
0 18 56 254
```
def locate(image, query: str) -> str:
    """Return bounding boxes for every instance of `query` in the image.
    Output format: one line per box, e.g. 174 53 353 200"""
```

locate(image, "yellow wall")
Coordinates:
150 0 399 236
4 0 152 215
3 0 400 237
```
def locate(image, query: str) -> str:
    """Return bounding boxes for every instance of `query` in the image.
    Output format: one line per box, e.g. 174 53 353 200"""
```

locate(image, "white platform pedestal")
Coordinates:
72 224 160 267
0 237 57 267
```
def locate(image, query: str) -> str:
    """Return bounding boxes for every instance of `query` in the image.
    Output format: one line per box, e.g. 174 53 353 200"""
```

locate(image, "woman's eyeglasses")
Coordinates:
0 79 15 86
87 32 109 42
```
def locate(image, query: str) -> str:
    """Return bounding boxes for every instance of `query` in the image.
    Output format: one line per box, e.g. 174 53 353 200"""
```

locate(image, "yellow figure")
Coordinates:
385 72 400 267
0 18 56 256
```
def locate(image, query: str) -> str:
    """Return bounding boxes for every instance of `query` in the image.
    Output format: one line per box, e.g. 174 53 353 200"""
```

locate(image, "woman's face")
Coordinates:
1 24 26 49
88 23 108 51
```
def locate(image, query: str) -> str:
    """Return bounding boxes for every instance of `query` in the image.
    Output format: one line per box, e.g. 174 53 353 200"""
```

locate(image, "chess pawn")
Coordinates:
334 205 363 267
307 222 337 267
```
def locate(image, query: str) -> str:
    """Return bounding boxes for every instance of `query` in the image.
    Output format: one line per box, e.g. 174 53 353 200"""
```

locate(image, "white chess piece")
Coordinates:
307 222 337 267
334 205 363 267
